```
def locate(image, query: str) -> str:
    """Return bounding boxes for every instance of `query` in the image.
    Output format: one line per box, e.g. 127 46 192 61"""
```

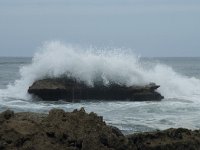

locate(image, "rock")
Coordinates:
0 109 132 150
127 128 200 150
109 126 124 137
28 78 164 101
0 109 199 150
0 110 14 120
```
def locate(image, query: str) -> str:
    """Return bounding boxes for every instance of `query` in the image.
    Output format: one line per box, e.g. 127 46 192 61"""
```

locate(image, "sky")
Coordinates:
0 0 200 57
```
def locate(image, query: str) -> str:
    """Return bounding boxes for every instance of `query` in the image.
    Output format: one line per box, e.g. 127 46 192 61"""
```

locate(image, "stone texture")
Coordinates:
0 109 200 150
28 78 164 101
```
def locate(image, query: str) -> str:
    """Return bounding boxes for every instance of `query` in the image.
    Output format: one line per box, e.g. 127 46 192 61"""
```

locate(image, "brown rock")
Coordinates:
127 128 200 150
0 109 131 150
0 109 199 150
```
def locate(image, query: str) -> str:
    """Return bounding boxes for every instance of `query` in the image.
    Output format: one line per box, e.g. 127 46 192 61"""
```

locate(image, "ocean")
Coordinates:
0 44 200 134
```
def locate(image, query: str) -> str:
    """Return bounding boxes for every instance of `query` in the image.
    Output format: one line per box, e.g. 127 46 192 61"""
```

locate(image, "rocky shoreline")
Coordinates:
0 108 199 150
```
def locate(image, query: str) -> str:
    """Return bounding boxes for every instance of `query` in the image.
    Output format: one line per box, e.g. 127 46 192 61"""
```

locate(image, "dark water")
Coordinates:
0 57 200 134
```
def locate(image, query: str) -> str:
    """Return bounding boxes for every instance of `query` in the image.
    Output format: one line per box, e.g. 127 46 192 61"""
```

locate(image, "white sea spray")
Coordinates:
1 41 200 101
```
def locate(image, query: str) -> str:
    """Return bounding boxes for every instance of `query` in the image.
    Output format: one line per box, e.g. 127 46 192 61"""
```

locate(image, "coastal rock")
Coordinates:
128 128 200 150
0 109 132 150
28 78 164 101
0 109 200 150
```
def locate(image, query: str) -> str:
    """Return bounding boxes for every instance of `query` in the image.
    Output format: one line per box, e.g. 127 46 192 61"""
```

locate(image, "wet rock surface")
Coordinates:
128 128 200 150
0 108 131 150
0 109 200 150
28 78 164 101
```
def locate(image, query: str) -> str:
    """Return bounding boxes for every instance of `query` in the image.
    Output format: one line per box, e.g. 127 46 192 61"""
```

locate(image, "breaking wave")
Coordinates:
2 41 200 101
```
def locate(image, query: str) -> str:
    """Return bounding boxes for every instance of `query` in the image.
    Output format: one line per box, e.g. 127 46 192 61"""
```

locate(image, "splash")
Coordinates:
3 41 200 101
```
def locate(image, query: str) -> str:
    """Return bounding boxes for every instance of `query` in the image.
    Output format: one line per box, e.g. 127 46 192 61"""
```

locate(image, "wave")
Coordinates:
2 41 200 101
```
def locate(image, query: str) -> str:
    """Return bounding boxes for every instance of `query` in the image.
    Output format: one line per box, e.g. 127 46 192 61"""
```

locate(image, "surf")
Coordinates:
1 41 200 102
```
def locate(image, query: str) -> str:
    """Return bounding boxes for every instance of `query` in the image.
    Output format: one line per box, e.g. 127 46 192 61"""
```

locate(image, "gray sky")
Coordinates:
0 0 200 57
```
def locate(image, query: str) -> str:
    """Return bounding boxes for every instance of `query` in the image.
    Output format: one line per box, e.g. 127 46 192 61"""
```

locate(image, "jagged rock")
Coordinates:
28 78 164 101
0 109 199 150
128 128 200 150
0 109 132 150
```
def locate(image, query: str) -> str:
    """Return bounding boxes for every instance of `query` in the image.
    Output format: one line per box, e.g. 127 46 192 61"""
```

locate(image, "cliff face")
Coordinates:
0 109 200 150
28 78 164 101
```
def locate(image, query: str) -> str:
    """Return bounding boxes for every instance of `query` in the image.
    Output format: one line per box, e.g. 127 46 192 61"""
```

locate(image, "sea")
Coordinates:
0 42 200 134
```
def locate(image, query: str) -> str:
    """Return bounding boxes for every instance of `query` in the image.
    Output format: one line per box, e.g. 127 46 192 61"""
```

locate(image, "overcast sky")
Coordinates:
0 0 200 57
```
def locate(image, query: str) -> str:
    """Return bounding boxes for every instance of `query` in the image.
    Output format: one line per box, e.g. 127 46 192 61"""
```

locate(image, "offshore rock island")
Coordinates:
28 78 164 101
0 108 199 150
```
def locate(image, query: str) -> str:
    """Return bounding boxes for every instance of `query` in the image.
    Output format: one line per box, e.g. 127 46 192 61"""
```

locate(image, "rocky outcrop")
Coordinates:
0 109 132 150
0 109 200 150
128 128 200 150
28 78 164 101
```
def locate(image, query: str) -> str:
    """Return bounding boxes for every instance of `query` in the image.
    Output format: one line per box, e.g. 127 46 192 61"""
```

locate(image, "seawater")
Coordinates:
0 42 200 134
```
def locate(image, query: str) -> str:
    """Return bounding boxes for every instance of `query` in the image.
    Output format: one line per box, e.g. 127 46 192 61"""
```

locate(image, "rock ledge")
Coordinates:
28 78 164 101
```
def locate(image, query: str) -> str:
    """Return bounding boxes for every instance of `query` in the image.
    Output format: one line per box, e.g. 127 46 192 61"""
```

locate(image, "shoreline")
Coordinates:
0 108 199 150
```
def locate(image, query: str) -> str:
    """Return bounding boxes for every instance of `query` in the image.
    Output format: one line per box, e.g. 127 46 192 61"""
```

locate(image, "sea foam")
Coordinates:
2 41 200 101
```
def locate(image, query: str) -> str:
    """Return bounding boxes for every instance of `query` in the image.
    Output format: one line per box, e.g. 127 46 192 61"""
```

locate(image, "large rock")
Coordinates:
0 109 200 150
28 78 164 101
0 108 132 150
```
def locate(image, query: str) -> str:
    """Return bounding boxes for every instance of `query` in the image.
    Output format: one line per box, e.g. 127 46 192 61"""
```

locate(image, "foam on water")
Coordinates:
1 41 200 102
1 41 200 133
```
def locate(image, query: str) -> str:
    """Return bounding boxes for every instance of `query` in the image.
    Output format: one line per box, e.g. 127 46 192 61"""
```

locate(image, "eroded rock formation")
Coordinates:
28 78 164 101
0 109 199 150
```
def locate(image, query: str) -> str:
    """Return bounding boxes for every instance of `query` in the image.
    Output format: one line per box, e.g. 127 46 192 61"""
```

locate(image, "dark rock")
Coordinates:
127 128 200 150
28 78 164 101
109 126 124 137
0 110 14 120
0 109 200 150
0 109 131 150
